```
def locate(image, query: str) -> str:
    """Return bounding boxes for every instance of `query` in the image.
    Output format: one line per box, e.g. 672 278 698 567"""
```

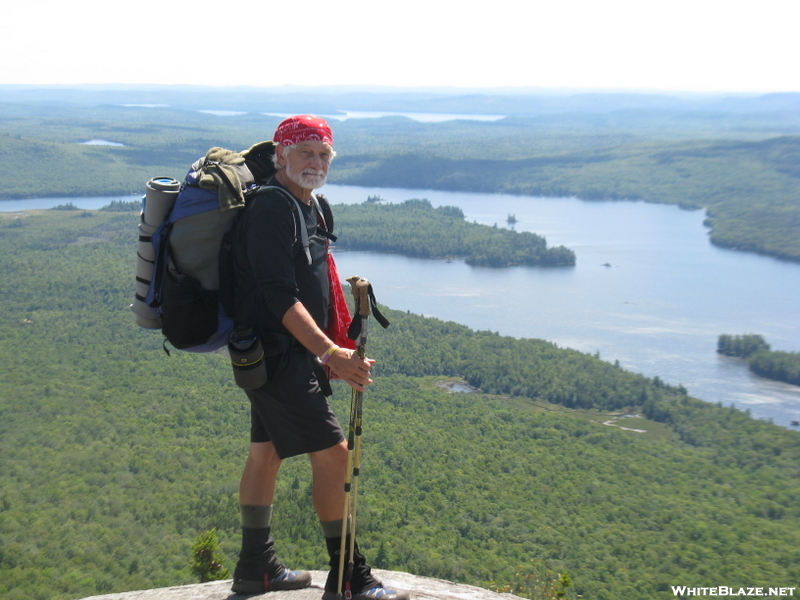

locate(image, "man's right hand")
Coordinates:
328 349 376 391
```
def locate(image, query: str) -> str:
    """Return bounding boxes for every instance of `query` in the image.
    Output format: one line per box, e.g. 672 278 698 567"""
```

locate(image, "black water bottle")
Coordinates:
228 327 267 390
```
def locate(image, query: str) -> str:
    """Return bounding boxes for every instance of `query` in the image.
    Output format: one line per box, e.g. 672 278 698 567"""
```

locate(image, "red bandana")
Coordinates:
273 115 334 146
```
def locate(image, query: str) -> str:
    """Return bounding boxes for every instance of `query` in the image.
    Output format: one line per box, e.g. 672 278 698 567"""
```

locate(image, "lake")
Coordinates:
321 184 800 429
4 188 800 427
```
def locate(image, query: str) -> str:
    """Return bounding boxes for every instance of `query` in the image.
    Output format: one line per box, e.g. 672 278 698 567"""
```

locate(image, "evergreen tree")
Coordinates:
190 529 230 583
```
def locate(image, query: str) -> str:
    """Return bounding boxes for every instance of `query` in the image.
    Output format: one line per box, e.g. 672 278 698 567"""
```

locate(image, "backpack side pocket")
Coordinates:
161 267 219 349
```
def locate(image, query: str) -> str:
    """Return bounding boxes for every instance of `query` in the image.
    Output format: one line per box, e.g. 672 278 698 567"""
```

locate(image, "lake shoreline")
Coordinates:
1 186 797 266
4 187 800 428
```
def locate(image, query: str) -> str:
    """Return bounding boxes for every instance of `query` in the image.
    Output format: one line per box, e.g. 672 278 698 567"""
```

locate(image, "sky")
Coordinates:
2 0 799 94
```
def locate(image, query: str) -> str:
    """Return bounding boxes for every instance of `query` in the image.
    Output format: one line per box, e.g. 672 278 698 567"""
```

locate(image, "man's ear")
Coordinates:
274 145 287 168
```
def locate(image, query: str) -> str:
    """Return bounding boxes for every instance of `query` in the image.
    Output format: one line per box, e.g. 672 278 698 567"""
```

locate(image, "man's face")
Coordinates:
280 141 333 190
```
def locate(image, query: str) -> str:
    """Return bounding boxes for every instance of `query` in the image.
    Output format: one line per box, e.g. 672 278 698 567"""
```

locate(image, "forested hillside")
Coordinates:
1 90 799 262
1 208 799 600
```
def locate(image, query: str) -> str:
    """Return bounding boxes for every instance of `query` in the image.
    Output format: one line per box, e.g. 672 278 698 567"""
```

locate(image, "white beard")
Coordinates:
286 166 327 190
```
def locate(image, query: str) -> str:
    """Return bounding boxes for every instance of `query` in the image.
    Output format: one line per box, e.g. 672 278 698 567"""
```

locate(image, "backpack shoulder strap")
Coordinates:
249 185 314 265
311 193 336 242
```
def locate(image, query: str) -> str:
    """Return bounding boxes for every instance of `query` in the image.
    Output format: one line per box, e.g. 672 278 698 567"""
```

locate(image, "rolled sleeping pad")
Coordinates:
131 220 161 328
131 177 181 328
143 177 181 226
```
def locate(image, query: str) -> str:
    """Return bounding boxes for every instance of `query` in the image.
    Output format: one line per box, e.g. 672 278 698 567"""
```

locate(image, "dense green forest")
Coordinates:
717 334 772 358
749 351 800 387
1 208 799 600
1 89 799 262
332 199 575 266
718 335 800 387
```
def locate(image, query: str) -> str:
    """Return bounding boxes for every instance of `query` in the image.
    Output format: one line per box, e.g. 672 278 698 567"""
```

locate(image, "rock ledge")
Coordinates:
78 570 522 600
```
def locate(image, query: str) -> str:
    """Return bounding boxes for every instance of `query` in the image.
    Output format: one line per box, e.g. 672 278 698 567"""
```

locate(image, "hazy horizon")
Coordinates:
3 0 798 94
1 82 791 97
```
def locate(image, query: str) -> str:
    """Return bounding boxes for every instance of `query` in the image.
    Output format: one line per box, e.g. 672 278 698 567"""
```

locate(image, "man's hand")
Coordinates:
281 303 375 390
327 349 376 392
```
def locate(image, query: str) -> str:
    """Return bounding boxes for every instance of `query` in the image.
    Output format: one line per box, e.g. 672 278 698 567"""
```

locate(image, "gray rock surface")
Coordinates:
77 570 522 600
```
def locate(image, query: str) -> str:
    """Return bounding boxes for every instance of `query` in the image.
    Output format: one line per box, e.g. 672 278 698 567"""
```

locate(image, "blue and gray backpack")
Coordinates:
131 141 322 353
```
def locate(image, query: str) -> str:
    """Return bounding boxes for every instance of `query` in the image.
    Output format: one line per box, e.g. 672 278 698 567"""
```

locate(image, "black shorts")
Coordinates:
246 350 344 459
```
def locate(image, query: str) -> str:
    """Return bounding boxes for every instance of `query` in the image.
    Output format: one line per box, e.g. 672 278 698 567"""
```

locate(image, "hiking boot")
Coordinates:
232 526 312 594
321 584 410 600
323 538 409 600
232 567 312 594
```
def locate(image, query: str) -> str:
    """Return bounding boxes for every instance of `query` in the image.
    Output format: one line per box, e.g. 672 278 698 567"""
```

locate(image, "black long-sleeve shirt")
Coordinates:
231 180 330 344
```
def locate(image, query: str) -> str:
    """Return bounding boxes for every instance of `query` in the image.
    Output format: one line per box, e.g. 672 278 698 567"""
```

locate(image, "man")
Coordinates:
230 115 408 600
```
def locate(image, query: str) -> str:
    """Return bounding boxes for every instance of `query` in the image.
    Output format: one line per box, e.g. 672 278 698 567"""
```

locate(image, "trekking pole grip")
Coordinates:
347 276 371 318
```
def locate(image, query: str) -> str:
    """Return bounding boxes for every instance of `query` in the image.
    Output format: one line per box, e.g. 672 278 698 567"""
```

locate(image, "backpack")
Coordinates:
131 142 290 353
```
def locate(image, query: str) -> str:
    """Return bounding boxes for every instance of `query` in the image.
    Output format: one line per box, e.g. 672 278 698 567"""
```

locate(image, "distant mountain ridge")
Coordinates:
2 83 799 117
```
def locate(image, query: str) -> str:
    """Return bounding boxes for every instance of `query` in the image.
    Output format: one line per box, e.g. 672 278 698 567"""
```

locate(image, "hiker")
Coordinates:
230 115 408 600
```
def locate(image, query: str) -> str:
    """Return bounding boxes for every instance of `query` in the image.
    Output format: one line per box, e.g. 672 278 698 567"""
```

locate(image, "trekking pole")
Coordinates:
337 276 390 600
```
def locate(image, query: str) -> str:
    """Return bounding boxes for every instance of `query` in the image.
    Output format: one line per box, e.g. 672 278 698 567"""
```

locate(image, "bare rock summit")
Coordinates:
77 570 523 600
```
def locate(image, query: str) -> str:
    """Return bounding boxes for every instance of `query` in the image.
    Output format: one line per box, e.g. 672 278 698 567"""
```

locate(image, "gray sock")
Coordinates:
241 504 273 529
320 518 350 539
